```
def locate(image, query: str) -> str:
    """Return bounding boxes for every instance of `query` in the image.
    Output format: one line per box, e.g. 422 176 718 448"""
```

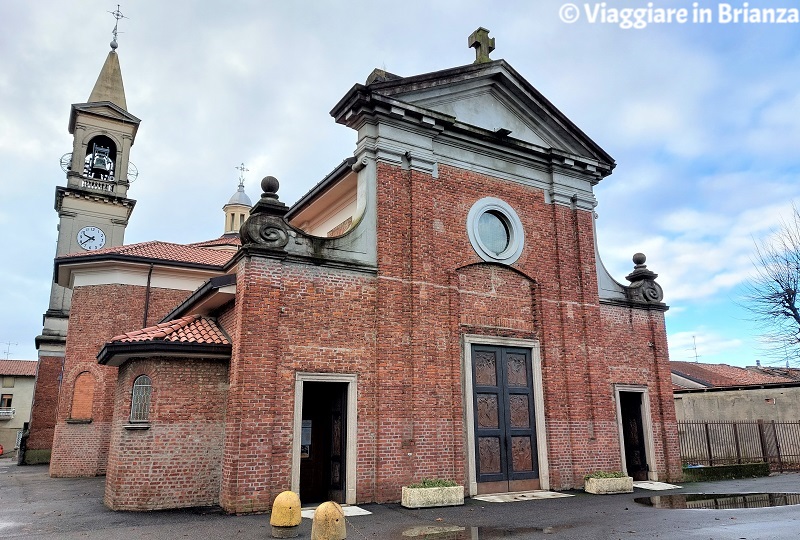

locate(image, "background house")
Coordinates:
672 361 800 470
672 361 800 422
0 360 37 456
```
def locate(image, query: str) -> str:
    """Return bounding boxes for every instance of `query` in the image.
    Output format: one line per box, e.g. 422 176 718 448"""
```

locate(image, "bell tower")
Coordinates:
223 163 253 235
35 14 139 379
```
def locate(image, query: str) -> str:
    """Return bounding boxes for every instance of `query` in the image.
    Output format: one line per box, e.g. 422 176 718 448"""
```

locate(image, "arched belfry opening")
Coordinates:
83 135 117 181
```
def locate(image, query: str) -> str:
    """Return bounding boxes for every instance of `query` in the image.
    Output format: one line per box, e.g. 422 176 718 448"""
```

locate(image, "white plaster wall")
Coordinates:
674 387 800 423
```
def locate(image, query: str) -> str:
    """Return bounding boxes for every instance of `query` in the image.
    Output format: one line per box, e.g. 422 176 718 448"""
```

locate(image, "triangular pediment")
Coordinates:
69 102 141 134
368 60 612 165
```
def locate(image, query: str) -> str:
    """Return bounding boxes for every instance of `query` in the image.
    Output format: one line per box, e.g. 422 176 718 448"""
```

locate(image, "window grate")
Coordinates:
130 375 152 422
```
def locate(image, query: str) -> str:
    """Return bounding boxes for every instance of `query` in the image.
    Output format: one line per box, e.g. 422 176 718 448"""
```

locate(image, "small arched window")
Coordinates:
130 375 152 423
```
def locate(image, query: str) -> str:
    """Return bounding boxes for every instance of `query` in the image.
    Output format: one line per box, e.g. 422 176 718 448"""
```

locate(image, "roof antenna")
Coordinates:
109 4 127 50
689 335 701 362
1 341 17 360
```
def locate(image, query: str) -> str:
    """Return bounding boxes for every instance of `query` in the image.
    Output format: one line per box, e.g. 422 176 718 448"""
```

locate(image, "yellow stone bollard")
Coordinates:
311 501 346 540
270 491 302 538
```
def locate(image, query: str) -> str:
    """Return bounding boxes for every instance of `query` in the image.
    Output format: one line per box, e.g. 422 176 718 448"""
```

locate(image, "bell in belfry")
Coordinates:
85 144 114 180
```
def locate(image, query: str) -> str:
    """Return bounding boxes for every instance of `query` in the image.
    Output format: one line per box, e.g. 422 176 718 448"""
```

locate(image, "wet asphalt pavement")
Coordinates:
2 456 800 539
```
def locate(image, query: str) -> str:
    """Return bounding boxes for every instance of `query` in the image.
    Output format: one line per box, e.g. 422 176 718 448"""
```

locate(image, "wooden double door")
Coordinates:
472 345 539 494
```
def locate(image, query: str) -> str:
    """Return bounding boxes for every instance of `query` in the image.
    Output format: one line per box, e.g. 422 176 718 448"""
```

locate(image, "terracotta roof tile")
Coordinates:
0 360 38 376
751 366 800 381
671 361 796 388
110 314 230 345
189 234 242 248
58 240 234 267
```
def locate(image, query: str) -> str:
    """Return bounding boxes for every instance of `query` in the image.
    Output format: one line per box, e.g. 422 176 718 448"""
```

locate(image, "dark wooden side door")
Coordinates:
300 382 347 503
619 391 648 481
472 345 539 494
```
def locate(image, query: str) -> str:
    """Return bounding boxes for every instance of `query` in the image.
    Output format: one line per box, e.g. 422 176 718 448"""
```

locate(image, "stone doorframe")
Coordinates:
462 334 550 495
291 372 358 505
613 384 658 481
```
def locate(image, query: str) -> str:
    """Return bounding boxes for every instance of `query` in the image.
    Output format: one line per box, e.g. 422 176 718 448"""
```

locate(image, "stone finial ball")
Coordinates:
632 253 647 265
262 175 280 194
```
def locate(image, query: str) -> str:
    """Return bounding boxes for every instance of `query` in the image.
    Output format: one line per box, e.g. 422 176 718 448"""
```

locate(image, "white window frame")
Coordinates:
466 197 525 265
130 374 152 423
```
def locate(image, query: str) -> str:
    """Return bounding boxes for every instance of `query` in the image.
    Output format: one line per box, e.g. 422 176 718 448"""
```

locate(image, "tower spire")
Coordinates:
87 5 129 110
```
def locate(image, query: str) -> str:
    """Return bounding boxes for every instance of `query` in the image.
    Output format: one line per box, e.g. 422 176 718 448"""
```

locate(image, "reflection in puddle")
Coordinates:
635 493 800 509
401 525 573 538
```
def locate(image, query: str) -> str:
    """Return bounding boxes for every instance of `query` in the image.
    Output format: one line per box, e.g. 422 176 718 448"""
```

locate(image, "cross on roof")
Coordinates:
469 27 495 64
108 4 127 49
235 162 249 187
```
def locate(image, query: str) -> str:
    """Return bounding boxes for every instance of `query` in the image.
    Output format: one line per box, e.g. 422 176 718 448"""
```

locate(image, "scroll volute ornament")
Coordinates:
240 175 290 250
624 253 665 304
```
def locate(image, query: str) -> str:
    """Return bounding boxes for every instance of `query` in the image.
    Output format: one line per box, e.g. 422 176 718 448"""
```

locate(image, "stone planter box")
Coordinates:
584 476 633 494
401 485 465 508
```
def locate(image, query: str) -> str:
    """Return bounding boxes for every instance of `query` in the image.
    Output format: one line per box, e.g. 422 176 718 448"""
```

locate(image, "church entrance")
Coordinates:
619 391 648 481
472 345 539 494
299 382 347 503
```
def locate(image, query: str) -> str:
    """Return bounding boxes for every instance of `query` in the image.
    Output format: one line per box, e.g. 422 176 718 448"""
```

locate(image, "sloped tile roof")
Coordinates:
110 314 230 345
58 240 234 267
671 361 796 388
751 366 800 381
189 234 242 248
0 360 37 377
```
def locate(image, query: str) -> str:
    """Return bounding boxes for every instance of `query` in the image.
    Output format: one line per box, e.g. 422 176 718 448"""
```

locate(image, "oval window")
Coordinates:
467 197 524 264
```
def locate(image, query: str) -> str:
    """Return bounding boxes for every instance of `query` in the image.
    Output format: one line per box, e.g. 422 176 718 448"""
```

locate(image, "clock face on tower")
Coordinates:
77 226 106 251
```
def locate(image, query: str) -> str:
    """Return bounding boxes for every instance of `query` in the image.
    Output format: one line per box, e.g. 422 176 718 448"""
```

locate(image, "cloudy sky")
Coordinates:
2 0 799 366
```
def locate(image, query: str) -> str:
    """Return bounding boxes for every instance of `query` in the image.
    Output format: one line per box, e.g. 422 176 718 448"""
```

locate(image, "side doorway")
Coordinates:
615 386 656 481
292 373 358 505
299 381 347 503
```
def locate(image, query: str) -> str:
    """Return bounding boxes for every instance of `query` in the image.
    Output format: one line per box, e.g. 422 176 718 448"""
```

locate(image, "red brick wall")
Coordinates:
105 357 228 510
599 303 682 481
370 161 679 492
220 259 377 513
26 355 63 453
214 160 679 510
49 284 190 477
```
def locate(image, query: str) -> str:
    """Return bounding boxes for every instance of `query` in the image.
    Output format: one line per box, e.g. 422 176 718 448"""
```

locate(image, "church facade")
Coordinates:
30 29 682 512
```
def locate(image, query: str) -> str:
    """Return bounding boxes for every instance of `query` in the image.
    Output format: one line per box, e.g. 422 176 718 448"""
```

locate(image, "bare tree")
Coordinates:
743 206 800 362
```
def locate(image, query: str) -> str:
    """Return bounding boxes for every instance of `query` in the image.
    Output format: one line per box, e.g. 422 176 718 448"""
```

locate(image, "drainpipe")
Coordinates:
143 263 154 327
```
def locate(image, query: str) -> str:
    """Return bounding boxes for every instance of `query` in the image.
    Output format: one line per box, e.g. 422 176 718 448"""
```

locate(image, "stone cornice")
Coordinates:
55 185 136 217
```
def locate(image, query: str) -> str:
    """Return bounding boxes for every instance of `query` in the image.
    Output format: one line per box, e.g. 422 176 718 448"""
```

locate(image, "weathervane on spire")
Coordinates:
235 163 249 189
109 4 127 50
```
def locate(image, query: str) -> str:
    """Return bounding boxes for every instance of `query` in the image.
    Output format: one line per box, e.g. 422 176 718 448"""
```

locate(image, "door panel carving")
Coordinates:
477 394 499 428
474 351 498 386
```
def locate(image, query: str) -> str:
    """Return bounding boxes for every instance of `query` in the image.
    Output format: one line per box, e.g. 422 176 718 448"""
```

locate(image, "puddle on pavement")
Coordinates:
401 524 573 539
635 493 800 510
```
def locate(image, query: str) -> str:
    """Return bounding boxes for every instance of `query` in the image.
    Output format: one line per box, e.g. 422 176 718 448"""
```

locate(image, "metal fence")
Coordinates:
677 420 800 472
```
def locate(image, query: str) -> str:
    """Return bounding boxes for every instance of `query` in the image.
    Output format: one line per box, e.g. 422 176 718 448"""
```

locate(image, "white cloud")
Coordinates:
668 329 744 363
3 0 800 364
